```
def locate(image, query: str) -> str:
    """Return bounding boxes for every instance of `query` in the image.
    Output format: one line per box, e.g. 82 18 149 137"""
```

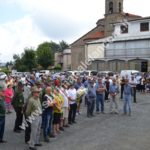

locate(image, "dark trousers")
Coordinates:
68 103 77 123
132 87 136 103
87 99 95 116
0 116 5 141
105 90 109 100
14 107 23 131
96 94 104 112
120 85 124 99
25 118 31 143
42 111 53 138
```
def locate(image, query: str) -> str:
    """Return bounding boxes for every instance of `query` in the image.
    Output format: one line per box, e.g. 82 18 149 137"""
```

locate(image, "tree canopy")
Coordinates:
13 40 69 71
36 42 54 69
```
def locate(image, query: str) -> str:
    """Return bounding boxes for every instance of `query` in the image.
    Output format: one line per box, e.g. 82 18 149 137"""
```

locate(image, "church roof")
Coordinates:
83 31 105 41
124 13 142 18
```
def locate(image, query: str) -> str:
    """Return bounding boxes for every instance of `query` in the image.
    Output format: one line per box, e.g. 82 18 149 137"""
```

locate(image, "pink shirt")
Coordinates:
5 88 14 103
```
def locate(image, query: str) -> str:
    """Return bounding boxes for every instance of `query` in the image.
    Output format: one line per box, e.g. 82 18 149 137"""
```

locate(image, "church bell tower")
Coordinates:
104 0 124 36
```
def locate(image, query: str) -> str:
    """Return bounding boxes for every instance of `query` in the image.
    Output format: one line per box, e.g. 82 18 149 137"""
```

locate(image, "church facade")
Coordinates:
71 0 149 72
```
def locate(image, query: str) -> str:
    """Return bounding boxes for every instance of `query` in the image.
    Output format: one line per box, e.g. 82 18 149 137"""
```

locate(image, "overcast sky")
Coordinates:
0 0 149 62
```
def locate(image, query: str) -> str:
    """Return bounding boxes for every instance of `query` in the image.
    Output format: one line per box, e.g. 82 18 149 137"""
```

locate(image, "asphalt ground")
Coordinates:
0 92 150 150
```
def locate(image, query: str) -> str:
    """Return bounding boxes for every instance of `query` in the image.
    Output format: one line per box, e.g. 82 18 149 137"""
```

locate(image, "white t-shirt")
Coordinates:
67 88 77 104
129 78 137 87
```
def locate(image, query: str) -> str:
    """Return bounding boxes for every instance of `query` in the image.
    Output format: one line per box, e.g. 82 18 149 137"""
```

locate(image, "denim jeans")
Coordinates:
0 116 5 141
96 94 104 112
123 95 132 114
42 111 53 138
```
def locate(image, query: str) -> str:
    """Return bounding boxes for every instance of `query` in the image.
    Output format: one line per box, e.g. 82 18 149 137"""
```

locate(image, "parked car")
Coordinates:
120 70 140 78
97 71 114 77
0 72 7 80
80 70 98 77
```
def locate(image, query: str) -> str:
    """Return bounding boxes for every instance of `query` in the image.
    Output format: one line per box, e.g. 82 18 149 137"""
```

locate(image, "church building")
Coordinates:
71 0 150 72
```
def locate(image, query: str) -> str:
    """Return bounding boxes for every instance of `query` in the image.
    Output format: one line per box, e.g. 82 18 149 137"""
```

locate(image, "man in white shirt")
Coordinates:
67 84 77 124
129 76 137 103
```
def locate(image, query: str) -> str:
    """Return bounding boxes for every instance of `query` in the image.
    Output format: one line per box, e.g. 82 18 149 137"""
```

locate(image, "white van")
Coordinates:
120 70 140 78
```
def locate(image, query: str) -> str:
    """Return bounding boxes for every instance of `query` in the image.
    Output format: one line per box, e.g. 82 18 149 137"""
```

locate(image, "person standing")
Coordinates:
105 77 110 102
123 79 132 116
4 84 14 113
68 84 77 124
25 86 42 150
109 79 119 114
0 86 7 143
42 86 54 142
87 80 96 117
12 82 24 133
74 78 84 115
120 77 125 99
129 76 137 103
95 78 105 114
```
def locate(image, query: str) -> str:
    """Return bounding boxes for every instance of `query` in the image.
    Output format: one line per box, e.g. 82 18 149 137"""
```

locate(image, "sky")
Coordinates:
0 0 149 62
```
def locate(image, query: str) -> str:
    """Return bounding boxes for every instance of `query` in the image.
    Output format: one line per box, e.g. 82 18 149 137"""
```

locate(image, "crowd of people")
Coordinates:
0 72 150 150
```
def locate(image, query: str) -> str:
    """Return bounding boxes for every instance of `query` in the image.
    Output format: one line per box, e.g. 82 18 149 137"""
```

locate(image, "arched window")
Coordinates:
119 2 122 13
109 2 113 14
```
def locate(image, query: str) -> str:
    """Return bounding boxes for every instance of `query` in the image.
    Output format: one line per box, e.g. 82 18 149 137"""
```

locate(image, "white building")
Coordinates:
86 17 150 72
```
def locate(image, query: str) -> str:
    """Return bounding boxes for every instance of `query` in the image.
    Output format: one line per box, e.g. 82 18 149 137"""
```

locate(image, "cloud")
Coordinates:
0 16 49 62
8 0 104 41
0 0 103 62
0 0 149 62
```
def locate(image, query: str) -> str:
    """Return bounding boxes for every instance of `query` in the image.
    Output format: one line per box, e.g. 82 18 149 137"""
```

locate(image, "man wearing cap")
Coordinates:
25 86 42 150
0 86 7 143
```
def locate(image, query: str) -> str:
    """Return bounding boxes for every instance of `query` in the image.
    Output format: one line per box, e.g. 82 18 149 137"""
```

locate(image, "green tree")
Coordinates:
59 40 69 52
13 48 37 71
36 42 54 69
49 41 60 53
13 54 23 71
22 48 37 71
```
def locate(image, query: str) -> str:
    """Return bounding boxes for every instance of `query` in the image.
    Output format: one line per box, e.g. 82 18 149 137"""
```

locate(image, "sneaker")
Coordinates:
63 124 70 128
72 121 77 124
76 112 79 116
96 111 100 114
0 140 7 143
34 143 42 146
14 130 21 133
25 141 30 144
49 134 56 138
29 147 37 150
59 127 64 131
114 111 119 114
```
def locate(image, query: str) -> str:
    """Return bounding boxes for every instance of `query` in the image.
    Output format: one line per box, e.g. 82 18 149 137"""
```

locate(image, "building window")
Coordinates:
120 25 128 33
119 2 122 13
109 2 113 14
140 22 149 32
